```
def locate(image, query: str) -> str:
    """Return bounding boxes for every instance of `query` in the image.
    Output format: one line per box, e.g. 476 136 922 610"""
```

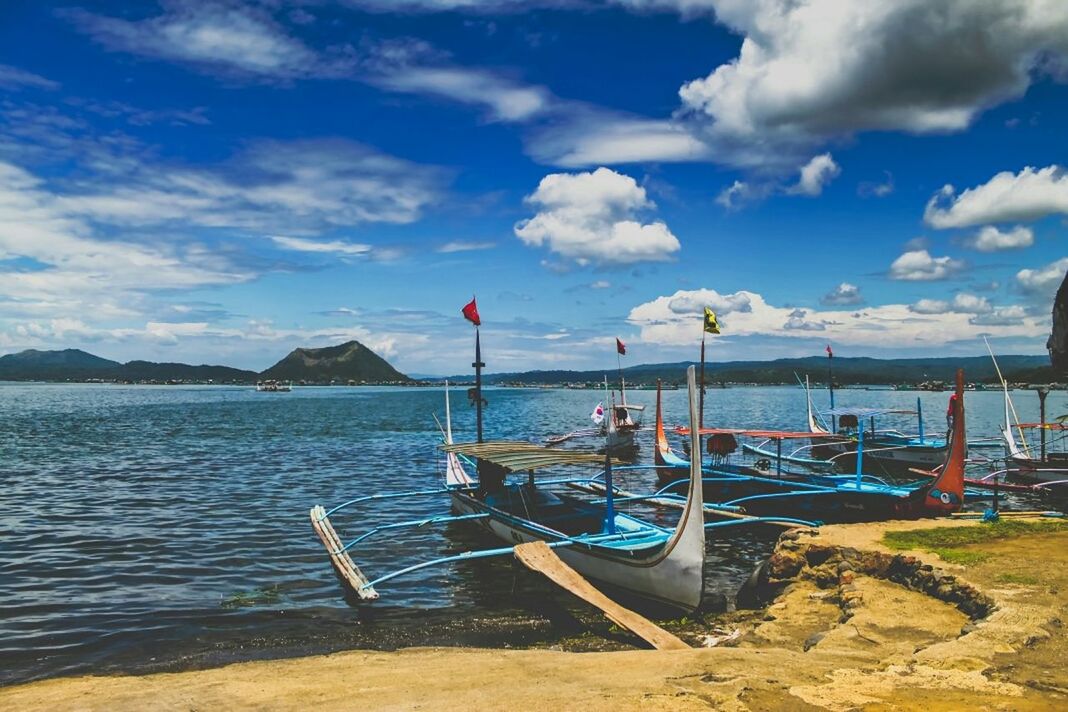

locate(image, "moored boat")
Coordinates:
310 366 724 613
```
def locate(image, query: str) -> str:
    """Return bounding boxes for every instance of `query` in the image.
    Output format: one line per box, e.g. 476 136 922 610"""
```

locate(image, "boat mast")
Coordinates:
827 346 836 434
917 397 924 443
855 420 865 489
699 332 706 430
473 328 485 443
1038 386 1049 463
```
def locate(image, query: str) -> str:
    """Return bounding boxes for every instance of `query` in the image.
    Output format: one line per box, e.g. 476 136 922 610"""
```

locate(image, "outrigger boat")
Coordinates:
310 367 786 613
651 370 970 523
989 344 1068 487
255 379 292 392
801 375 952 476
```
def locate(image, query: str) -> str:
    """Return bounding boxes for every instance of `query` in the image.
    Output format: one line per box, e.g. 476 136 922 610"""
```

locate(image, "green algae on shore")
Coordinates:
882 518 1066 564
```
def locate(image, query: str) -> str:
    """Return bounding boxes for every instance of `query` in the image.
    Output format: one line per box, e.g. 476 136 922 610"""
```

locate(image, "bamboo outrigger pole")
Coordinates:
699 333 706 430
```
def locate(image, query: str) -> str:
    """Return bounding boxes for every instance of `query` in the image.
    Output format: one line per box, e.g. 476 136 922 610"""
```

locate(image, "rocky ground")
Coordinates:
3 517 1067 711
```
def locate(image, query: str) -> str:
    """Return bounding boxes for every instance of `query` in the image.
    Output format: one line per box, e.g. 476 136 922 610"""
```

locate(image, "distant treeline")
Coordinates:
434 355 1054 387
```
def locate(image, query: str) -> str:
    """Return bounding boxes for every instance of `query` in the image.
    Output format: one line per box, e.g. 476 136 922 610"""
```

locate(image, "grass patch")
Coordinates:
222 584 282 609
995 572 1040 586
882 519 1066 567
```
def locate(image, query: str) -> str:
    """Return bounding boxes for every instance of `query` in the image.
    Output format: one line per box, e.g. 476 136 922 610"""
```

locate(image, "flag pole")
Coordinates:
699 332 706 430
473 327 485 443
616 349 625 404
827 347 836 434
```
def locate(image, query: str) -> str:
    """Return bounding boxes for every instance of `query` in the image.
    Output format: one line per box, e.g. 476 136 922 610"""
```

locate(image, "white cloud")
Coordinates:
909 299 950 315
666 289 753 317
949 293 992 314
1017 257 1068 297
888 250 965 281
628 287 1046 348
964 225 1035 252
371 65 550 122
715 180 753 209
0 160 250 308
527 113 712 167
62 1 347 80
969 306 1027 326
677 0 1068 167
0 64 59 91
925 165 1068 228
786 153 840 196
270 236 372 255
820 282 863 306
514 167 681 266
437 240 496 253
590 280 612 289
858 171 894 198
56 139 445 232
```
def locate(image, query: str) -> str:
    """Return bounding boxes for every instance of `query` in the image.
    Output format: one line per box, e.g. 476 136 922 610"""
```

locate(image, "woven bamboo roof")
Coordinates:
441 441 616 471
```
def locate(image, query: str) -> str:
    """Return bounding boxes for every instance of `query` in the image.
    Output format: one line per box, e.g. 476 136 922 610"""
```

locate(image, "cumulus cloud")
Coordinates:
628 287 1045 349
783 308 826 331
969 306 1027 326
888 250 965 281
925 165 1068 228
514 167 681 266
1017 257 1068 297
786 154 840 196
666 289 753 317
963 225 1035 252
820 283 863 306
677 0 1068 167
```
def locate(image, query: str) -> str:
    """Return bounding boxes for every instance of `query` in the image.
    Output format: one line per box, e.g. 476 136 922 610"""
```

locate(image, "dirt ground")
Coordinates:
3 518 1067 711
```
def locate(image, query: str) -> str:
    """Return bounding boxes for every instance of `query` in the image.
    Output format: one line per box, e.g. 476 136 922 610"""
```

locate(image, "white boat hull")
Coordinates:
448 490 704 611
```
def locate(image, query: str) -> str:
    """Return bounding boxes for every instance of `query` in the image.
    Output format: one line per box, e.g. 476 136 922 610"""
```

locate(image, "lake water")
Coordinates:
2 382 1065 685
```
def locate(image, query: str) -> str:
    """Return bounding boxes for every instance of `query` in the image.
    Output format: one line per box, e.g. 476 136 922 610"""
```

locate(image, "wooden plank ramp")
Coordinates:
309 505 379 600
513 541 689 651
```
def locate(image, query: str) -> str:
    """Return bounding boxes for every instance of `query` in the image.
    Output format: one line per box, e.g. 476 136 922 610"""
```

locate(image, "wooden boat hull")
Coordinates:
449 487 704 612
1008 454 1068 484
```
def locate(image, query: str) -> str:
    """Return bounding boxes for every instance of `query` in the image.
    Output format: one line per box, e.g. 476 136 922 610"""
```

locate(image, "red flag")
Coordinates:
462 297 480 326
826 344 834 358
616 337 626 356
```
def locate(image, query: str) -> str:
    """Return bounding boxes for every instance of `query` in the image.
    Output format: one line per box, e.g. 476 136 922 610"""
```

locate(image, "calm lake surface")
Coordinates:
2 382 1065 685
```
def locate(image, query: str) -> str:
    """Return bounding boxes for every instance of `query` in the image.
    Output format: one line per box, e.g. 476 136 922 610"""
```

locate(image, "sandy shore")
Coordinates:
4 517 1068 711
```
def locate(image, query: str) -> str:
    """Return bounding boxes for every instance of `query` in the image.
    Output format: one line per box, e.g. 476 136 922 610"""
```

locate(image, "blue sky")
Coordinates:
0 0 1066 374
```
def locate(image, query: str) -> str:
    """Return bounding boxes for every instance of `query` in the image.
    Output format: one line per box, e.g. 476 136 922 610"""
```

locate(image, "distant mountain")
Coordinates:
433 354 1054 386
0 348 120 380
116 361 257 383
0 349 256 383
259 340 409 383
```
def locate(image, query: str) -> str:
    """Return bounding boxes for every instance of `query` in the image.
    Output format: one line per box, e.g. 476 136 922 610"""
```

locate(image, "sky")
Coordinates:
0 0 1066 375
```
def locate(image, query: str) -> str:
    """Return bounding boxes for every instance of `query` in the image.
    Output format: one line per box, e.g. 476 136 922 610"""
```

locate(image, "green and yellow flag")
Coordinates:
703 307 721 335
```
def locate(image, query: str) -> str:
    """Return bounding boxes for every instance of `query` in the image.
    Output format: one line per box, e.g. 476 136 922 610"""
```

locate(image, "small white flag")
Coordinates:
591 402 605 425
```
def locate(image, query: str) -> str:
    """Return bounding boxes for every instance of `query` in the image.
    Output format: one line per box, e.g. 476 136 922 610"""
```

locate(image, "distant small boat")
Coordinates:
255 379 292 392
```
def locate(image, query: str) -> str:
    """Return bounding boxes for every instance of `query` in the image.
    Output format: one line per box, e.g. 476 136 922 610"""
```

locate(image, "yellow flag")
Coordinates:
703 307 721 334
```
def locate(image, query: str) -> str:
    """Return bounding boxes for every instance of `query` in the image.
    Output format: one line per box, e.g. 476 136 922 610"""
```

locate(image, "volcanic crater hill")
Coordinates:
259 340 410 384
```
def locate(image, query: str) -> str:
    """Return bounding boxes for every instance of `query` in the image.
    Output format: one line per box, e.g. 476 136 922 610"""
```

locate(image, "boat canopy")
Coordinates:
441 441 618 471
